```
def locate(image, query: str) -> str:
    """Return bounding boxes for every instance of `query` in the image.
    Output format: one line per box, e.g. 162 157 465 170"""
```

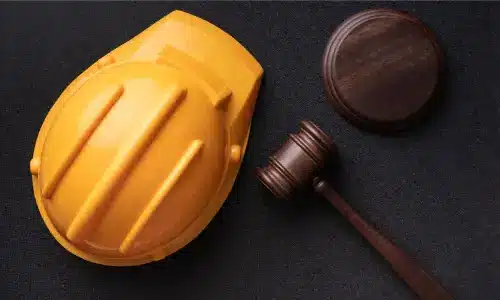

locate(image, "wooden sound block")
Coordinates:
322 9 443 133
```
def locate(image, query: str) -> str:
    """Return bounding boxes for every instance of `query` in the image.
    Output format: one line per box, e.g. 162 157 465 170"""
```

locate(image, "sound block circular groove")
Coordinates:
322 9 443 133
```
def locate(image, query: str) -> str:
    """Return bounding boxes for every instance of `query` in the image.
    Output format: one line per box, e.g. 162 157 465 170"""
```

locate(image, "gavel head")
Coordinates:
257 121 337 199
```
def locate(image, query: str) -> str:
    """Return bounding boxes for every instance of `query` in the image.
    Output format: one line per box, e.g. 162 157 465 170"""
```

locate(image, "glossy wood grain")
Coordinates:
322 9 443 133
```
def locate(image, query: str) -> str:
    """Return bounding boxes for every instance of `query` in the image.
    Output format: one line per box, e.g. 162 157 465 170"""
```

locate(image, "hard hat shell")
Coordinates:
30 10 263 266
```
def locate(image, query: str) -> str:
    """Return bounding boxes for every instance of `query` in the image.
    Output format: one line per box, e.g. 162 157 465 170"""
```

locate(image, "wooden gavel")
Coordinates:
257 121 454 300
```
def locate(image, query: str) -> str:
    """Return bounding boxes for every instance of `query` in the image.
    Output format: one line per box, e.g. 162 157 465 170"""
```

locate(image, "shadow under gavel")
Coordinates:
257 121 454 300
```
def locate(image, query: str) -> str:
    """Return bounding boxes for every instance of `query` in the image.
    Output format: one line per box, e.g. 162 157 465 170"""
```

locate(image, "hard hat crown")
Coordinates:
30 10 263 266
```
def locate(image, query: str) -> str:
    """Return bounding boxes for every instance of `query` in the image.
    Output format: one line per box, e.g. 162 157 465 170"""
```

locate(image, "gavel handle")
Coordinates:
313 179 454 300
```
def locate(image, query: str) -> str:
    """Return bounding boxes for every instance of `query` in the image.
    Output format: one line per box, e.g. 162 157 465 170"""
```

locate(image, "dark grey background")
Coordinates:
1 2 498 300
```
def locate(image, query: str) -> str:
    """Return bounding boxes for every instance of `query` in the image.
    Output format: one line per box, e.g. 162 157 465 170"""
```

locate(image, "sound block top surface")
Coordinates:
322 9 443 133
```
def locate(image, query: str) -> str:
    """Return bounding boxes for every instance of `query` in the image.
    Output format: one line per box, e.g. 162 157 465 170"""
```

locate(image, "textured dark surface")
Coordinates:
0 2 499 300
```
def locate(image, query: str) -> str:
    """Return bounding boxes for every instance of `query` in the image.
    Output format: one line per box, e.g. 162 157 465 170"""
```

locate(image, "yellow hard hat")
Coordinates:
29 10 263 266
